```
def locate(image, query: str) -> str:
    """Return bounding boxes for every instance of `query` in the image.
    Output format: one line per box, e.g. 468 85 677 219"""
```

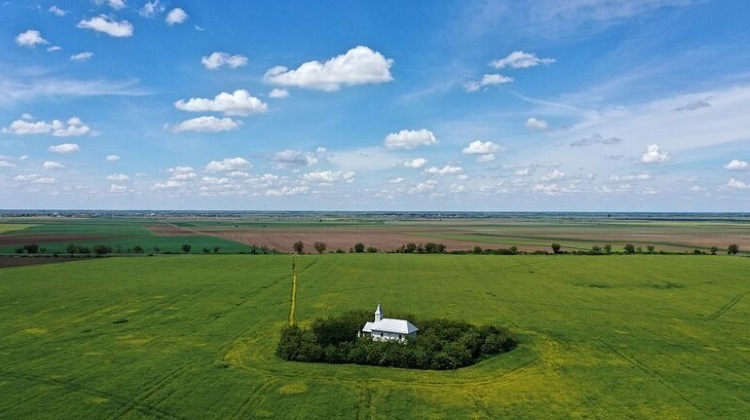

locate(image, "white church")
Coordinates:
359 303 418 342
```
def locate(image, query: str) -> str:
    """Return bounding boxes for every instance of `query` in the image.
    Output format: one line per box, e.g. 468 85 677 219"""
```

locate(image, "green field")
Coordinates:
1 254 749 418
0 223 35 234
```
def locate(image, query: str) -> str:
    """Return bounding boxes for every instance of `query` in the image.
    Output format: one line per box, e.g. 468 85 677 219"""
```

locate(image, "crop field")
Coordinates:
1 254 749 418
1 216 748 255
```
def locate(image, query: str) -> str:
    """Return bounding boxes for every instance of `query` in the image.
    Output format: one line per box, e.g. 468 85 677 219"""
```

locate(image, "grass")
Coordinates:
0 224 35 234
1 254 749 418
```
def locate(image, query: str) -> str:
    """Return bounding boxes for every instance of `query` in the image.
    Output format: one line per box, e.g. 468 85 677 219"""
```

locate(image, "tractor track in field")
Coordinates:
232 378 277 418
0 369 181 419
594 337 710 417
706 291 749 320
354 384 374 420
108 366 187 419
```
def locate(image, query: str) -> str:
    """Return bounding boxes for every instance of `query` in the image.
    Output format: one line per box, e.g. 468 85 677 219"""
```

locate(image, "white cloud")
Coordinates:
477 154 496 163
48 6 67 16
270 150 318 169
16 30 48 48
106 154 120 162
109 184 129 193
390 177 404 184
154 180 184 190
514 167 531 176
532 183 562 195
71 52 94 62
78 16 134 37
541 169 566 181
571 133 622 147
463 140 501 155
265 186 309 197
170 116 241 133
49 143 80 154
139 0 164 17
328 147 402 171
201 52 248 70
610 173 651 182
403 158 428 169
0 161 15 168
43 161 65 170
166 8 188 25
724 159 749 171
47 46 62 52
205 157 251 172
3 117 92 137
726 178 749 189
174 90 268 116
641 144 670 164
464 74 513 92
95 0 127 9
525 117 549 131
264 46 393 92
425 165 463 176
14 174 57 184
269 88 290 99
490 51 555 69
302 170 356 184
384 129 437 150
408 180 438 194
106 174 129 182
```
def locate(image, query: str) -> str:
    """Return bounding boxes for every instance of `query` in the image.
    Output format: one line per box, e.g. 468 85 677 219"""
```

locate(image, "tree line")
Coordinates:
276 310 517 370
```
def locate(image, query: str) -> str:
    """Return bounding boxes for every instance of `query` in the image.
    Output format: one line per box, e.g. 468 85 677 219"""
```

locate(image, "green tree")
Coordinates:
404 243 417 253
354 243 365 253
313 241 327 254
132 245 144 254
710 246 718 255
473 246 483 254
728 244 740 255
93 244 112 256
603 244 612 254
293 241 304 254
551 243 561 254
181 244 192 254
23 243 39 254
509 246 518 254
647 245 655 254
212 246 220 254
66 244 78 254
624 244 635 254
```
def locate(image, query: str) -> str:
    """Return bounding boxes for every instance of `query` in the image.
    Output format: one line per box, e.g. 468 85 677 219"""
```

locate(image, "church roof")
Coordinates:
362 318 419 334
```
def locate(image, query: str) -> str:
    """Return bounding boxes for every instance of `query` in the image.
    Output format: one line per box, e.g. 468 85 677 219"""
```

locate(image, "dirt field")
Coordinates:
0 256 86 269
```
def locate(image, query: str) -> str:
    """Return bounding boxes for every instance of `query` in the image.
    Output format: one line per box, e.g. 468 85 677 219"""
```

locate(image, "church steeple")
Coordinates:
374 302 382 322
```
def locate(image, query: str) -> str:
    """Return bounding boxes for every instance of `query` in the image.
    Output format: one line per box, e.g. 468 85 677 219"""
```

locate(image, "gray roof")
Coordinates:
362 318 419 334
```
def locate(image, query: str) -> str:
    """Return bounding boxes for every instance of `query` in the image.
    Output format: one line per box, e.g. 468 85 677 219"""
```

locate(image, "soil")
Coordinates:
0 256 88 269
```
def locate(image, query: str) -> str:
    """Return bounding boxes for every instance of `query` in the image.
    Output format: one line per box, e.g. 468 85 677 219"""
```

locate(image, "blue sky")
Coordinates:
1 0 749 211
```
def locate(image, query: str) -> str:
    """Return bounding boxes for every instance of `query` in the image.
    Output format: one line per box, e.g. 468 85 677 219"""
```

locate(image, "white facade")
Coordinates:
359 304 418 342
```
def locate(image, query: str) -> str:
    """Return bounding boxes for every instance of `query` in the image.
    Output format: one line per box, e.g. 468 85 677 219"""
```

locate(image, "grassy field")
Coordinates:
0 223 35 234
1 254 749 418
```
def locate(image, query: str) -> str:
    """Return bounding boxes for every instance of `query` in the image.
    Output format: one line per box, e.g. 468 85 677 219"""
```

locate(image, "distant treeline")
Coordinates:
277 310 517 370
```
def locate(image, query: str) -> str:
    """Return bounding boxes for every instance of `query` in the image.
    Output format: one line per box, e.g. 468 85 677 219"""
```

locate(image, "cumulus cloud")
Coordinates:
463 140 501 155
384 129 437 150
78 16 134 37
269 88 290 99
264 46 393 92
532 183 562 196
403 158 428 169
3 117 92 137
170 116 241 133
174 90 267 116
205 157 251 172
302 170 356 184
139 0 165 17
14 174 57 184
525 117 549 131
265 186 309 197
490 51 555 69
425 165 463 176
106 154 120 162
166 8 188 25
43 161 65 170
464 74 513 92
71 52 94 62
641 144 670 164
49 6 67 16
106 174 129 181
49 143 80 154
47 46 62 52
610 173 651 182
16 30 48 48
724 159 749 171
726 178 749 189
201 52 248 70
270 150 318 169
571 133 622 147
95 0 127 9
541 169 566 181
